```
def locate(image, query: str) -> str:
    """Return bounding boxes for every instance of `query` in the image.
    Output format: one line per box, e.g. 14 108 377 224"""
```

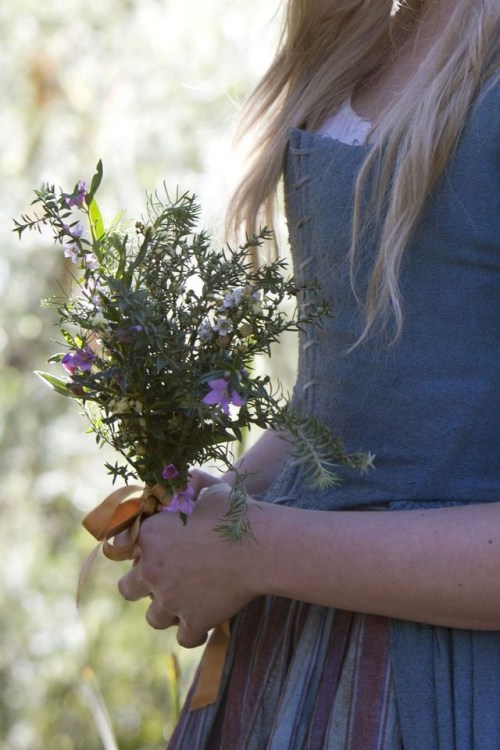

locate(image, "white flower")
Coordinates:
198 319 214 342
213 317 233 336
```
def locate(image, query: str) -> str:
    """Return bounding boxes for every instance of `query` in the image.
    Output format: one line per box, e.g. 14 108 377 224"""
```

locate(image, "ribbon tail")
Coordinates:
82 484 143 541
77 541 103 607
102 515 142 561
189 620 231 711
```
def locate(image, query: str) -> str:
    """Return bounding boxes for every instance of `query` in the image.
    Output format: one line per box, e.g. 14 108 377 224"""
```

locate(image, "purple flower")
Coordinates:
165 486 195 515
64 181 87 207
64 243 79 264
115 325 143 343
83 252 99 271
161 463 179 480
202 377 246 416
62 222 84 239
219 287 244 311
61 346 96 374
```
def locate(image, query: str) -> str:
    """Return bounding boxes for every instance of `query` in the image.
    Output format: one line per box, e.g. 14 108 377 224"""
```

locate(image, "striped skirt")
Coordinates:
167 597 403 749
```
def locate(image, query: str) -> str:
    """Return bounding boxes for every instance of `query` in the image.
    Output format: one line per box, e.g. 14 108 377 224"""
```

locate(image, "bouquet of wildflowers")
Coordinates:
14 162 371 550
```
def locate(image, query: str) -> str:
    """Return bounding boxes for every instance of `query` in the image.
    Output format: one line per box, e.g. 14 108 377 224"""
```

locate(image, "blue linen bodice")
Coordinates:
265 79 500 750
266 78 500 512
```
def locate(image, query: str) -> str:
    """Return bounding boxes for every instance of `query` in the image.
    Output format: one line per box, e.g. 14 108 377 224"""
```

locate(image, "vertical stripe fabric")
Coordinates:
167 597 403 749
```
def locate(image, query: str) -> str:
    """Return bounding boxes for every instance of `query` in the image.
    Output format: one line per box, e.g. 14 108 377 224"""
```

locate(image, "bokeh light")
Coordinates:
1 1 282 748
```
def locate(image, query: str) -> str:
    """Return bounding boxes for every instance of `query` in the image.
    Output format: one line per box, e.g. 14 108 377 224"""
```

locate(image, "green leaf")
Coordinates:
127 228 151 273
35 371 77 398
86 160 103 203
213 474 255 544
88 197 105 243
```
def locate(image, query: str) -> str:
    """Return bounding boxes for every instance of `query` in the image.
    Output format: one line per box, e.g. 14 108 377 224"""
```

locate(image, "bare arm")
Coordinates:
222 428 294 496
190 427 293 497
118 489 500 647
250 499 500 631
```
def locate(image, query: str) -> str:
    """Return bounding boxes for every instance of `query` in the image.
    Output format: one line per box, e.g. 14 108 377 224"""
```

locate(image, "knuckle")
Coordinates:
177 631 194 648
117 579 130 600
146 614 163 630
146 605 165 630
185 632 208 648
177 620 208 648
117 575 134 601
145 598 178 631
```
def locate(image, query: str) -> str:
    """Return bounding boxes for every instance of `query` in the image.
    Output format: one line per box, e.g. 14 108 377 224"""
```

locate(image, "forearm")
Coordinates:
222 428 293 497
245 500 500 630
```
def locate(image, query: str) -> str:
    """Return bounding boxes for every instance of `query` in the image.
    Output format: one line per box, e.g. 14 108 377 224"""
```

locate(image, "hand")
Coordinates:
187 466 228 498
117 485 262 647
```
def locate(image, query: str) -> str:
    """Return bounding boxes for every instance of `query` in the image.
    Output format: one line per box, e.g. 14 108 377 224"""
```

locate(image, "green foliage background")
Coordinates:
0 1 283 747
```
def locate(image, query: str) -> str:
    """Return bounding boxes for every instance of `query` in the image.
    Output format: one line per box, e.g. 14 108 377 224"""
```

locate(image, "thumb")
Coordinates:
188 468 225 498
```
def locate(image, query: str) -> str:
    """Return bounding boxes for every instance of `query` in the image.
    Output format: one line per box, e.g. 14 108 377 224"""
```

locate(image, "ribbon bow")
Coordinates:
82 483 170 561
78 483 230 711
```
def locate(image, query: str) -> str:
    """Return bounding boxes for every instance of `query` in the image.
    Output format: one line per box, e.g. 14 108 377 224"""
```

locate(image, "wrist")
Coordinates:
242 500 285 598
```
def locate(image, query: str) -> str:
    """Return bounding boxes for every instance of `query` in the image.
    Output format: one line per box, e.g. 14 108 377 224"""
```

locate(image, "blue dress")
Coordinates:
168 79 500 749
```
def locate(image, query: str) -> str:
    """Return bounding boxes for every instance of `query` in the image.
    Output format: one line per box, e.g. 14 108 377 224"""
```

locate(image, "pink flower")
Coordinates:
61 346 96 374
202 377 245 416
62 222 84 239
165 486 195 515
161 463 179 480
64 181 87 207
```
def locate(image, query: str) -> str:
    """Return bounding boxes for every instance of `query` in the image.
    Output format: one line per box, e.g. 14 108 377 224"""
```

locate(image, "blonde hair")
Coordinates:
228 0 500 342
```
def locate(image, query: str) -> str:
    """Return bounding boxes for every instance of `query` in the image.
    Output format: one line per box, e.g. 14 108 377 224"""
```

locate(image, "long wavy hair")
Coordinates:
227 0 500 342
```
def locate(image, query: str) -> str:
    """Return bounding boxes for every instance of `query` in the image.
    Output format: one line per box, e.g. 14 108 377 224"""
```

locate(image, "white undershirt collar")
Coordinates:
317 99 373 146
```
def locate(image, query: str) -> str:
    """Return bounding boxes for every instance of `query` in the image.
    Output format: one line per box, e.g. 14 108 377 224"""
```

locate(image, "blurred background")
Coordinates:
0 1 284 747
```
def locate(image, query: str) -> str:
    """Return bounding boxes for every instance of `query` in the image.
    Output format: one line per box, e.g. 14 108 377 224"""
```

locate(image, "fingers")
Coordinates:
176 619 208 648
118 565 152 601
145 601 208 646
119 565 180 631
145 598 180 630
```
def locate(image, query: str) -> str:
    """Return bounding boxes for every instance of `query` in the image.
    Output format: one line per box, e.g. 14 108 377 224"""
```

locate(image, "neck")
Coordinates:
352 0 457 121
394 0 456 47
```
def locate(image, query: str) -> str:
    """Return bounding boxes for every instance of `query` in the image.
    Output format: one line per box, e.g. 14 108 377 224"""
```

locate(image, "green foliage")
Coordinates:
282 411 376 488
18 171 356 541
2 6 275 750
0 0 311 747
214 473 256 544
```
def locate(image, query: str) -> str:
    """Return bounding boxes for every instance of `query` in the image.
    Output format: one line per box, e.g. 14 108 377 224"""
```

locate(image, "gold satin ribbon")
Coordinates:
189 619 231 710
82 483 171 560
79 483 230 710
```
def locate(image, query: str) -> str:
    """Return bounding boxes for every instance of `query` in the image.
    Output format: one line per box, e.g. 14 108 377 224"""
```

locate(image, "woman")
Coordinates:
118 0 500 747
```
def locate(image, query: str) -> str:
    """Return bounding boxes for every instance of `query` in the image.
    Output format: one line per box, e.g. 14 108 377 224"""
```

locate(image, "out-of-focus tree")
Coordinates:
0 1 283 747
